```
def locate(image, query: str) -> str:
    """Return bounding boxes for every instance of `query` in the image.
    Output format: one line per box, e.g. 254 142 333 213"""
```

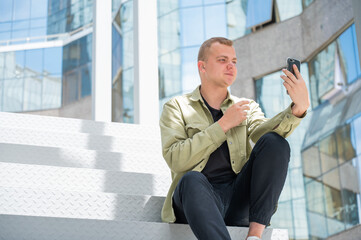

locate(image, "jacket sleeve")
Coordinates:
247 100 305 144
159 98 227 173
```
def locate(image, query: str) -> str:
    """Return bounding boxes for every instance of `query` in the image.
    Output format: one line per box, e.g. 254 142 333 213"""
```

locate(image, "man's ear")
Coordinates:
198 61 206 72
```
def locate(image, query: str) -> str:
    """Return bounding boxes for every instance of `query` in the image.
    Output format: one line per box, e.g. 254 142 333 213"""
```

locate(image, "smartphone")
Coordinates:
287 58 301 75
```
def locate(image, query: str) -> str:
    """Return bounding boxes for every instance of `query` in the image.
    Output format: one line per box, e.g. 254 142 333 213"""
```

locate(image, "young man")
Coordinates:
159 37 309 240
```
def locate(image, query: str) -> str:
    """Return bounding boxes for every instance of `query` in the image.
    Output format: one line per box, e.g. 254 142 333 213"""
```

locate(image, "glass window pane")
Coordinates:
13 0 31 20
63 40 80 72
205 0 225 4
3 78 23 112
302 145 321 179
246 0 272 28
270 201 294 237
29 27 47 41
352 115 361 156
290 168 305 199
306 179 325 215
0 32 11 43
63 70 79 105
339 160 360 226
323 168 343 221
30 0 48 18
335 125 356 164
180 7 204 47
181 47 199 94
80 35 92 65
30 18 47 28
0 22 12 32
309 42 336 108
42 74 61 109
23 75 42 111
279 175 291 202
159 50 181 99
352 24 361 78
226 0 251 40
25 48 43 77
337 25 359 84
81 63 91 97
308 212 328 239
12 20 30 31
276 0 302 21
120 1 133 33
44 47 62 75
0 1 13 22
122 30 133 70
158 0 178 16
319 134 338 173
122 67 134 123
204 4 227 39
3 52 23 80
179 0 202 8
158 11 180 55
293 198 309 239
11 29 28 43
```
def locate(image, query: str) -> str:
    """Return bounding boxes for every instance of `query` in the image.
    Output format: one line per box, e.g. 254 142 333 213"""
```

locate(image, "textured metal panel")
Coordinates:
0 143 169 174
0 112 160 138
0 162 170 196
0 187 164 222
0 215 288 240
0 127 162 153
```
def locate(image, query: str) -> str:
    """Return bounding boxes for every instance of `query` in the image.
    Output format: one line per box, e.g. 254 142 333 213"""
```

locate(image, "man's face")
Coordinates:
201 42 237 88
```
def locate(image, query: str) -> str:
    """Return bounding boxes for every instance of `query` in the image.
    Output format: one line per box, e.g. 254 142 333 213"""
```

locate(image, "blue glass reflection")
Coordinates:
337 24 360 84
0 0 13 22
0 22 12 32
25 49 43 75
44 47 62 75
181 47 199 93
204 4 227 39
13 0 31 20
81 64 91 97
180 7 204 47
30 0 48 18
179 0 202 8
246 0 272 28
276 0 302 21
112 25 123 80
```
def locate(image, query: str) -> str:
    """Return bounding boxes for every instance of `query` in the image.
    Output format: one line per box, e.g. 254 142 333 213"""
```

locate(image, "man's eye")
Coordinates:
219 59 226 62
233 61 237 65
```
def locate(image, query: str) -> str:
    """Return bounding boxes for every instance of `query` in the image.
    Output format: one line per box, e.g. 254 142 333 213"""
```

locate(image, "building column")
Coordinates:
133 0 159 125
353 0 361 70
92 0 112 122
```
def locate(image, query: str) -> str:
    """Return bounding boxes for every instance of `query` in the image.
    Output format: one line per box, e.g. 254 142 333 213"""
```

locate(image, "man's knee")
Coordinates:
179 171 207 190
260 132 290 153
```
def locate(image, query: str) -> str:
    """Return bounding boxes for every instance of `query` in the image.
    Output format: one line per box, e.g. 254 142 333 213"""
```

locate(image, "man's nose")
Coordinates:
227 62 235 69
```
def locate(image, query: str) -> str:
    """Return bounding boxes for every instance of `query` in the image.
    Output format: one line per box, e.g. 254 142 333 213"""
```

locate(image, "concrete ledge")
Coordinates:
0 215 289 240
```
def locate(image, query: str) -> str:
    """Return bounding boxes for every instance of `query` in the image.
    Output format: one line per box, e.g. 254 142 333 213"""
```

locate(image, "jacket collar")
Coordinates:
189 85 234 105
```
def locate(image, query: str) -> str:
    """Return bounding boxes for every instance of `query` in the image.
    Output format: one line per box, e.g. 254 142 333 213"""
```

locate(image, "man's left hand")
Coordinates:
281 64 310 118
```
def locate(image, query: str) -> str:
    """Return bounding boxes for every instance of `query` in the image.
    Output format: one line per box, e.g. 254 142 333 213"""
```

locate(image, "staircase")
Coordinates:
0 112 289 240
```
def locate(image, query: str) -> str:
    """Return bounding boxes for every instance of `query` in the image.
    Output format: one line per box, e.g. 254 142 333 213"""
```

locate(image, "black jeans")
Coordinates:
172 132 290 240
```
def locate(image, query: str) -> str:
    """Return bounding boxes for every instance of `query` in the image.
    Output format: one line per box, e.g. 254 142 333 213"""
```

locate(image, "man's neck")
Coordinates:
200 85 228 110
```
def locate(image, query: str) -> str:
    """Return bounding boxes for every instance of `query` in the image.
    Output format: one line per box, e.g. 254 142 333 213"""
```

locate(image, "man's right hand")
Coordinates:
218 100 250 133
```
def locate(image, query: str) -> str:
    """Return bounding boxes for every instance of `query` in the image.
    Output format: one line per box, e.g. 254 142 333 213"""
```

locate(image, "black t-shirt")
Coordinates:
201 97 236 183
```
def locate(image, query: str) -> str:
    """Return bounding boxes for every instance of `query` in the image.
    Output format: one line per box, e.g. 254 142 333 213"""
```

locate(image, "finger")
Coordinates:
293 64 302 79
280 74 295 87
283 81 293 93
282 69 297 82
240 105 250 111
236 100 250 107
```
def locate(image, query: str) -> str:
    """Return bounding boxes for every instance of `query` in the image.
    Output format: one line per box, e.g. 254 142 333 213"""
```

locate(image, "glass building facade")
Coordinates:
256 23 361 240
0 0 93 113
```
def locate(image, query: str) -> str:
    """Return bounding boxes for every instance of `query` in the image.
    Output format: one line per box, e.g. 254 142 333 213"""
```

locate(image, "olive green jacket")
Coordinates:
159 86 304 223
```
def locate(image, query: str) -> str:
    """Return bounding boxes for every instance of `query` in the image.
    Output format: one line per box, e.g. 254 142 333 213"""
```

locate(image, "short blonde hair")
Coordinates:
198 37 233 62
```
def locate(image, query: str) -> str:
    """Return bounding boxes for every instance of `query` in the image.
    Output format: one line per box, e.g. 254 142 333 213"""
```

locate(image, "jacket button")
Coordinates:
200 165 203 168
232 161 235 164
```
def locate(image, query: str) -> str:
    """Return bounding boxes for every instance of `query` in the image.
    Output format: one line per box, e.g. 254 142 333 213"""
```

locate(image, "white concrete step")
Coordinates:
0 187 164 222
0 215 288 240
0 111 160 138
0 127 162 153
0 143 169 174
0 162 171 196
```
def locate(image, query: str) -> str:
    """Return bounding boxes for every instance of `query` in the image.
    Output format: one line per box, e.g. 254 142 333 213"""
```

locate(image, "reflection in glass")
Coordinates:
246 0 272 29
276 0 302 21
270 201 294 237
204 4 227 39
352 115 361 156
44 47 62 75
0 0 13 22
335 125 356 164
63 70 79 105
180 7 204 47
23 75 42 111
319 134 338 173
308 211 328 239
3 78 24 112
226 0 251 40
306 179 325 215
337 24 361 85
13 0 31 20
158 10 180 55
159 50 181 99
339 160 360 226
309 42 336 108
158 0 178 16
122 67 134 123
181 47 199 94
302 145 321 179
42 74 61 109
323 168 343 222
81 64 91 97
